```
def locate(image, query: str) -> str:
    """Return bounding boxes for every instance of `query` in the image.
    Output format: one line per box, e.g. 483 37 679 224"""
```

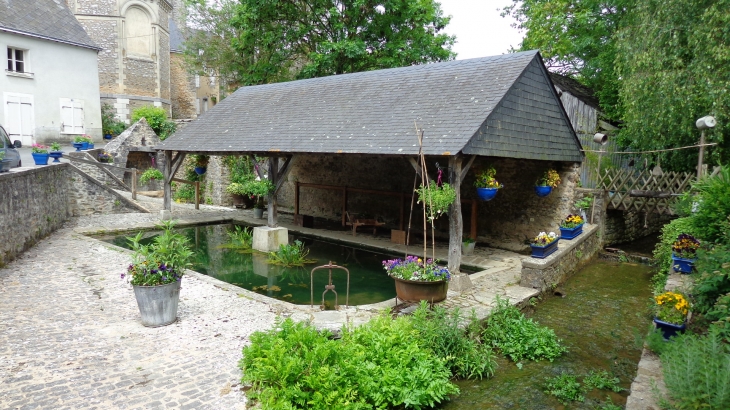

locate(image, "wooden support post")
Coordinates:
267 157 278 227
448 156 463 272
399 192 405 231
294 181 300 216
163 151 172 210
341 187 348 227
194 181 200 210
471 199 478 240
131 168 137 200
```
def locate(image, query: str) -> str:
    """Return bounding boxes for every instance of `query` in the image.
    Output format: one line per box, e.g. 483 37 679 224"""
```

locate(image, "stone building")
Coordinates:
0 0 103 145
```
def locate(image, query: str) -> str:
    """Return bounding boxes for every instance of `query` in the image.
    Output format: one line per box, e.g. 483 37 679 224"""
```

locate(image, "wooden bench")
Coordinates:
346 212 385 236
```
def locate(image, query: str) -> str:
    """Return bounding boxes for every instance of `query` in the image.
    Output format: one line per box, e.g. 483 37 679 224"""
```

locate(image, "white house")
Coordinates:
0 0 103 145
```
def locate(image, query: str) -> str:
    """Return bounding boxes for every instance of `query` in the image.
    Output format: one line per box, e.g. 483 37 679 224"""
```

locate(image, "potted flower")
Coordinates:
671 233 700 274
243 179 275 218
192 155 209 175
462 237 476 255
73 135 93 150
415 180 456 221
98 151 114 163
535 168 561 197
559 214 585 240
653 291 689 340
574 195 593 221
123 220 193 327
103 129 113 140
31 143 50 165
382 256 451 303
530 231 559 258
226 182 249 208
49 142 63 163
474 167 503 201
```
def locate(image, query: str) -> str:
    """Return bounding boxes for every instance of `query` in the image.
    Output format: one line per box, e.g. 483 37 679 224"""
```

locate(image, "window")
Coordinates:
60 98 84 134
7 47 26 72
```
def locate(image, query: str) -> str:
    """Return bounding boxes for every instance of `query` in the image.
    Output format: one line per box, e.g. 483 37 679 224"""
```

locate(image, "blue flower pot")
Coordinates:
559 224 584 240
535 186 553 197
31 152 49 165
104 134 112 140
49 151 63 163
476 187 499 201
88 142 95 149
194 166 207 175
671 254 696 274
81 142 89 150
653 317 686 340
530 239 559 258
72 142 83 151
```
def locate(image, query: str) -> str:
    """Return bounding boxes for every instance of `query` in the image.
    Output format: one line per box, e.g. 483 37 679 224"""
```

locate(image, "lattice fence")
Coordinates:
597 169 695 215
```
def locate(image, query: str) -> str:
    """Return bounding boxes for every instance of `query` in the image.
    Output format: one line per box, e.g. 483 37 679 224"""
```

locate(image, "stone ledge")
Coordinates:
522 223 599 269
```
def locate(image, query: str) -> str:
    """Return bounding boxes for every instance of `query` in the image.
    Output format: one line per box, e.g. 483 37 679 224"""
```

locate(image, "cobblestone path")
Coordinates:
0 220 278 409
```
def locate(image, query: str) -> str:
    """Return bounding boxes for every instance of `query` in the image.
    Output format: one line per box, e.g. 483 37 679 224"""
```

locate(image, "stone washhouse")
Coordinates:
156 50 585 289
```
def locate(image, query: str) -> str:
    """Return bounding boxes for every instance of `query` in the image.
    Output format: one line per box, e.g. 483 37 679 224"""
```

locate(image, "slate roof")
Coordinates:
549 72 600 111
0 0 99 50
158 50 583 162
169 18 185 53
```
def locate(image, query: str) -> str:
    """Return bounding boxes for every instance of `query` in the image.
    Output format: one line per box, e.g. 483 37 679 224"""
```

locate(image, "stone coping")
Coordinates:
0 162 67 180
521 223 598 269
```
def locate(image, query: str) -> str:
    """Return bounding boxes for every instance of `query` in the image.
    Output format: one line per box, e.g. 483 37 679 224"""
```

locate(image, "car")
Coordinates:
0 125 22 171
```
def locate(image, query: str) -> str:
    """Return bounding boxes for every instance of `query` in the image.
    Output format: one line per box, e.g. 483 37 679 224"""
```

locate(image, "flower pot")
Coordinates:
476 187 499 201
559 224 584 240
194 166 207 175
88 142 95 149
104 134 112 140
653 317 686 340
392 276 448 303
49 151 63 163
671 254 696 274
535 185 553 197
462 242 475 255
132 280 181 327
80 142 89 150
31 152 49 165
253 208 264 219
530 239 559 258
72 142 83 151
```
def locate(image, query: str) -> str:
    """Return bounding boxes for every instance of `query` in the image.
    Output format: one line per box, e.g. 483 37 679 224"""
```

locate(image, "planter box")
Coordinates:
671 254 696 274
559 224 584 240
653 317 686 340
530 239 559 259
393 276 448 303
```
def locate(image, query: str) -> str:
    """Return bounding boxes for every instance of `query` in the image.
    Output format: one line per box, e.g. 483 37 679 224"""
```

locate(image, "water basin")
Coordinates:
99 223 398 306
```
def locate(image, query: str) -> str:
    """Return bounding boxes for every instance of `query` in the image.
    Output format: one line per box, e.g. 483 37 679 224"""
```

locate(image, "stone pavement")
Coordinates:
1 198 540 409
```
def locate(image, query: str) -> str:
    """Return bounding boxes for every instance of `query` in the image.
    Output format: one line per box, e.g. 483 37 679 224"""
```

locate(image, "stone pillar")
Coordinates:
267 157 279 227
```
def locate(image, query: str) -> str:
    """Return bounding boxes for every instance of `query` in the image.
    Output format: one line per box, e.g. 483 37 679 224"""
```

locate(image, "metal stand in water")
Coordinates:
310 261 350 310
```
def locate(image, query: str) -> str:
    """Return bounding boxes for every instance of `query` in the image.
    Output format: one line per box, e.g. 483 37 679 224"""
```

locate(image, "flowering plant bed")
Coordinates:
382 255 451 282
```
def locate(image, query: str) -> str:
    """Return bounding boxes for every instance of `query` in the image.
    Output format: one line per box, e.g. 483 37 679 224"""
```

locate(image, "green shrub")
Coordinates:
652 217 700 291
138 168 163 185
690 166 730 245
240 315 460 409
482 296 566 362
267 240 316 267
101 103 127 135
410 303 496 379
660 328 730 409
131 105 176 140
543 373 584 404
692 244 730 314
707 293 730 343
174 183 195 202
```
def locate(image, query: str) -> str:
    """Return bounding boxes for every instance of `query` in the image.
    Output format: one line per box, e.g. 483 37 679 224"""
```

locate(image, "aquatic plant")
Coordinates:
382 255 451 282
240 314 459 409
482 296 566 362
267 240 316 267
222 225 253 250
410 302 496 380
543 373 585 405
583 370 622 392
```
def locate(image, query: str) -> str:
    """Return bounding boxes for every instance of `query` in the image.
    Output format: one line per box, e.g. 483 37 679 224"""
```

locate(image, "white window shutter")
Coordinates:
60 98 74 133
6 95 21 136
72 100 84 133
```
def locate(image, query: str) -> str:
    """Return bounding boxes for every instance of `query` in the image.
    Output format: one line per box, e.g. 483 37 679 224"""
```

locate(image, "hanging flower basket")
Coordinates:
534 186 553 197
476 187 499 201
474 167 503 201
535 169 561 197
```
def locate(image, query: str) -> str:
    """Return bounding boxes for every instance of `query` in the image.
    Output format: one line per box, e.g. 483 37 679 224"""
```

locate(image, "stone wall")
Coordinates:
76 18 119 93
0 164 144 266
520 224 602 291
603 209 674 246
170 54 197 119
124 58 158 98
159 33 171 101
74 0 117 15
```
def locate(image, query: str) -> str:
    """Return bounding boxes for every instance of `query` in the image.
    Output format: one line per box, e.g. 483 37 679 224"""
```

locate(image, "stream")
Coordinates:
442 259 654 409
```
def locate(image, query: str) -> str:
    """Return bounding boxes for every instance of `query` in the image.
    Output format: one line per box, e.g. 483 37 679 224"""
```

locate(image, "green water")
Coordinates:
442 260 653 409
102 223 397 306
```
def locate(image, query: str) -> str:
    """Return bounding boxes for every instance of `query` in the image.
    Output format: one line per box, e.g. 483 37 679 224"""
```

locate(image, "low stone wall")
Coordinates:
0 164 146 266
603 209 674 246
520 224 602 291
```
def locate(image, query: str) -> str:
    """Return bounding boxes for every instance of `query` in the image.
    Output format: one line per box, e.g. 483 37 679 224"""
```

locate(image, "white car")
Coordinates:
0 125 22 170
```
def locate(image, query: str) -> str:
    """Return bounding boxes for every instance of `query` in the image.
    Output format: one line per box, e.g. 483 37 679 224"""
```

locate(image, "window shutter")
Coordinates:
72 100 84 133
60 98 74 133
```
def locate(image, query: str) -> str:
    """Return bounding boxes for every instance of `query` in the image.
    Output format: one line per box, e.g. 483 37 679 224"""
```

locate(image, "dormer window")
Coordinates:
7 47 26 72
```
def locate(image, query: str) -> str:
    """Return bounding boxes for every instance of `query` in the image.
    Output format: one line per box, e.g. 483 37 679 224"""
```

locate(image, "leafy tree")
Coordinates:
615 0 730 171
185 0 454 88
501 0 629 120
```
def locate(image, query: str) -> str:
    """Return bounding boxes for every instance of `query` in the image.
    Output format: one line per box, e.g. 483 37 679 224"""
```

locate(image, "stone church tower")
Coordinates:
68 0 174 123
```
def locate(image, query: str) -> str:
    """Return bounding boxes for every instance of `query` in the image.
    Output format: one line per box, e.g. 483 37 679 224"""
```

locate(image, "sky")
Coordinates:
437 0 525 60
